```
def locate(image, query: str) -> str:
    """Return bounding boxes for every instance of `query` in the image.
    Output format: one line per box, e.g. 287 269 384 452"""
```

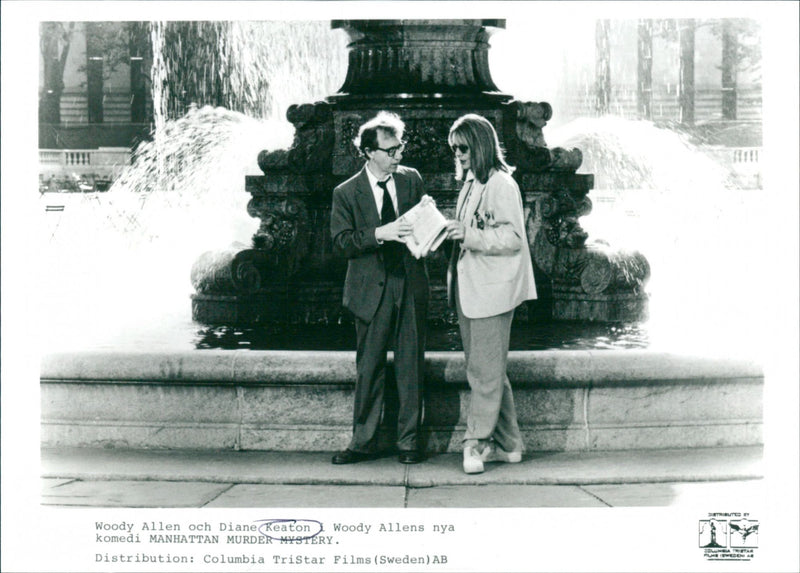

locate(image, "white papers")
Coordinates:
398 195 449 259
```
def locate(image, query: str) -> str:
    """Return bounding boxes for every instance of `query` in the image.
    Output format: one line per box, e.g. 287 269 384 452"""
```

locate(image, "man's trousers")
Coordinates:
349 272 425 453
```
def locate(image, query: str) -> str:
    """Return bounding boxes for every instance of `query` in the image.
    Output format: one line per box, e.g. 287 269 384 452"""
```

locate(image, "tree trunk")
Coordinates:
721 19 738 120
637 20 653 120
39 23 73 145
679 19 696 125
86 22 104 124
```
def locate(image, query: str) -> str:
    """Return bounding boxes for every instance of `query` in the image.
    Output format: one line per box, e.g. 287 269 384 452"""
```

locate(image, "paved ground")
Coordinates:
41 445 763 508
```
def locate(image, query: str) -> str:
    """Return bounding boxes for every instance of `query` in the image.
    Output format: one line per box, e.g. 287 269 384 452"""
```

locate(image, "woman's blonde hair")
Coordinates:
448 114 513 184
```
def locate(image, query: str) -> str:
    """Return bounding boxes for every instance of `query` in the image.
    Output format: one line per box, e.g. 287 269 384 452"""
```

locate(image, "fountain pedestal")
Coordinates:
191 19 649 326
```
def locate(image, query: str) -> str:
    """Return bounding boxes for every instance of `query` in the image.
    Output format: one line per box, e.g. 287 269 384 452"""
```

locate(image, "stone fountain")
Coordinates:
190 19 650 326
40 20 761 456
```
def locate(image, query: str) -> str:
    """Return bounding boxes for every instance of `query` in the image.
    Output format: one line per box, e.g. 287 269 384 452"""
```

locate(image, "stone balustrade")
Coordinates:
39 147 130 174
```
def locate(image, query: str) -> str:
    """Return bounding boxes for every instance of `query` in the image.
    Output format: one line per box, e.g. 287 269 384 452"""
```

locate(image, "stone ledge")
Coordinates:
40 349 763 452
41 419 763 452
41 349 763 387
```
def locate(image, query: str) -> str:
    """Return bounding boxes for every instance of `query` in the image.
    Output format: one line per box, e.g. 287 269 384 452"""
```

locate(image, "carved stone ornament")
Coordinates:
249 196 310 276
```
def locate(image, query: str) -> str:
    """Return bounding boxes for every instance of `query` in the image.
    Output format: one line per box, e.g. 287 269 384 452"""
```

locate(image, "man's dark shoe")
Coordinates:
331 449 374 465
398 450 423 464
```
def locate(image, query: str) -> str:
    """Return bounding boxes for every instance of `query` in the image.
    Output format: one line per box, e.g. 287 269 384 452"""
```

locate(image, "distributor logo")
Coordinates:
730 519 759 547
699 519 726 548
699 513 758 561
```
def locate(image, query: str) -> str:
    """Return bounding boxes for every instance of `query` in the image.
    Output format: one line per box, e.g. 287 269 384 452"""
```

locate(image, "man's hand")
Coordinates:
445 220 466 241
375 220 413 243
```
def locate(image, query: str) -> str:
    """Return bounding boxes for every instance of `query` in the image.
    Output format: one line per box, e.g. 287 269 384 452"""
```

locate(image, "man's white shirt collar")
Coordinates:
365 165 397 214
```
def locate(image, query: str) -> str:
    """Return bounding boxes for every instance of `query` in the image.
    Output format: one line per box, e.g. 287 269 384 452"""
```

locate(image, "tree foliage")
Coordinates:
82 22 150 81
651 18 762 78
708 19 762 80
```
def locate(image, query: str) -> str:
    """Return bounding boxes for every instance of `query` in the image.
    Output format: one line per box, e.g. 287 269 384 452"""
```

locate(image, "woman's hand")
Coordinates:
445 220 466 241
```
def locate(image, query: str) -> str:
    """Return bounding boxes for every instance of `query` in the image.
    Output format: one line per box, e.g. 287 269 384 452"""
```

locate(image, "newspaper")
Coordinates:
398 194 449 259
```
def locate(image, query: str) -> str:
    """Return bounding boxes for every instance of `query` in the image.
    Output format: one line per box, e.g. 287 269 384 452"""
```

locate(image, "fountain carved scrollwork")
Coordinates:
512 101 552 148
248 196 310 275
504 100 584 173
530 181 650 321
191 196 310 301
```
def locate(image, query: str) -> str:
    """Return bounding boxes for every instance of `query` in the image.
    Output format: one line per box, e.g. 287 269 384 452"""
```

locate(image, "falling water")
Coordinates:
549 117 766 355
40 20 348 353
149 21 348 123
39 108 296 352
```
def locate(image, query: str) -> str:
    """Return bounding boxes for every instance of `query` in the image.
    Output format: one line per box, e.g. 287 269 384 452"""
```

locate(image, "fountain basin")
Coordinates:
41 349 762 452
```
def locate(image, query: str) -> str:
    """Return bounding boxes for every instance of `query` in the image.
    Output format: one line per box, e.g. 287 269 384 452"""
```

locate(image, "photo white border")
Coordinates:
2 2 798 572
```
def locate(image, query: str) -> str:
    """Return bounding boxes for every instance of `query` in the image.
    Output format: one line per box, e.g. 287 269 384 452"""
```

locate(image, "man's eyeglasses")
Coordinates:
374 141 406 159
451 144 469 154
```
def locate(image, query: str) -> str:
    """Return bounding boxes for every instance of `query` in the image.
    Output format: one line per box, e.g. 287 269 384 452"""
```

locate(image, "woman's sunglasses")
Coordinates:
450 144 469 154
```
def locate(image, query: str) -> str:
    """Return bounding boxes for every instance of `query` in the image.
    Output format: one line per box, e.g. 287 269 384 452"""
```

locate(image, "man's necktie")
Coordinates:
377 178 396 224
377 178 404 274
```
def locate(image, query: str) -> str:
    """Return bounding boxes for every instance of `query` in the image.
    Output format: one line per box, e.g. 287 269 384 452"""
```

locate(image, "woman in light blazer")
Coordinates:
444 114 537 474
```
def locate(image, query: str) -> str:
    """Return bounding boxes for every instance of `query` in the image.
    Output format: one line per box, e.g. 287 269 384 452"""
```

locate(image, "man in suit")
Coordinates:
330 111 429 465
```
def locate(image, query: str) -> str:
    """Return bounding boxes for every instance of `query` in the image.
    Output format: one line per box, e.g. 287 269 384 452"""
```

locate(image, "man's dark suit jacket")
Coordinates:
330 164 429 322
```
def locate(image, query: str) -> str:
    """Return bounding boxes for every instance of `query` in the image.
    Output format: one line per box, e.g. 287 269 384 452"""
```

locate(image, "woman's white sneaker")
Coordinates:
482 444 522 464
462 446 485 474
